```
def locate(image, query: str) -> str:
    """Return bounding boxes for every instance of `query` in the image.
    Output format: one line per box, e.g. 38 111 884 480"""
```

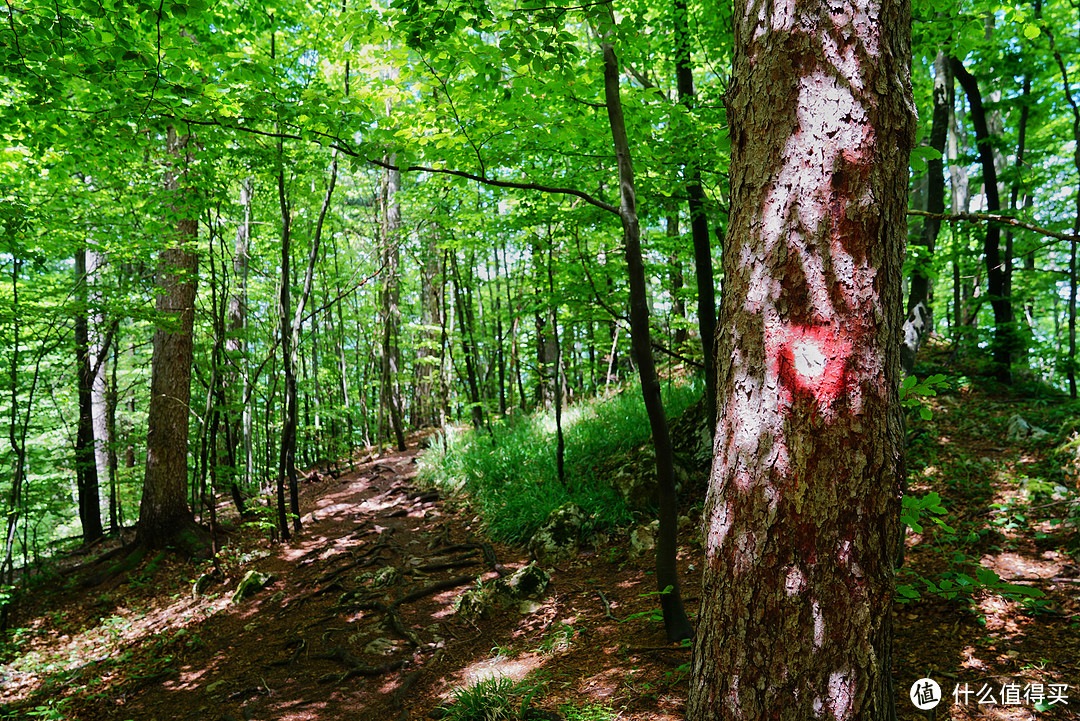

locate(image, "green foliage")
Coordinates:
900 491 952 535
418 381 701 543
896 565 1044 603
899 373 949 421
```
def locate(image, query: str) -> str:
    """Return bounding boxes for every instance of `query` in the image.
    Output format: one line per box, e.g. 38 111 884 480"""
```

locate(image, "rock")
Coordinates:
518 600 544 614
192 571 220 598
506 562 550 599
611 453 657 511
205 679 228 696
456 563 552 620
1006 415 1049 442
454 586 500 620
231 570 274 604
630 520 658 555
528 503 587 563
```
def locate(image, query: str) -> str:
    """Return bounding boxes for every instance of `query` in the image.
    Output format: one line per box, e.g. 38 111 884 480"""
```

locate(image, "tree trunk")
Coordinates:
951 57 1013 384
688 0 913 716
1040 9 1080 396
673 0 718 429
901 50 949 374
135 126 204 555
226 176 253 513
451 251 485 429
600 24 693 643
75 246 104 544
379 153 407 451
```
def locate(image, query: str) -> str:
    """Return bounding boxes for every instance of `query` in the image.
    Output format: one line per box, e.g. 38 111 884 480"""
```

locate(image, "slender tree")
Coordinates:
600 12 694 643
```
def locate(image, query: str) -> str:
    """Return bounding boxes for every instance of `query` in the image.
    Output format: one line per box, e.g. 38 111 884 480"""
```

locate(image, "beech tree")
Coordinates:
688 0 914 717
135 127 205 554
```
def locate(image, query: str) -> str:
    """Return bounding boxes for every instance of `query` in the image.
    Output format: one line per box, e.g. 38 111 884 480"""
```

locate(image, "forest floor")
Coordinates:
1 385 1080 720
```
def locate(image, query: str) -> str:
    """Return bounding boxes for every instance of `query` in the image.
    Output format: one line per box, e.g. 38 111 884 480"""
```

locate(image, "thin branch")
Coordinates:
366 157 619 214
907 209 1079 243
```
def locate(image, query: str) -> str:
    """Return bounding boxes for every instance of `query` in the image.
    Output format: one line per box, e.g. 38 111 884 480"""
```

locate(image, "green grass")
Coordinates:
418 379 702 544
442 675 546 721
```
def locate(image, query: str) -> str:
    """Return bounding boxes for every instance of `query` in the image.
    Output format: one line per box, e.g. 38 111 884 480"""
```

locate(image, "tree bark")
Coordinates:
75 246 104 544
226 176 253 514
688 0 913 716
600 25 693 643
135 126 204 554
379 153 407 451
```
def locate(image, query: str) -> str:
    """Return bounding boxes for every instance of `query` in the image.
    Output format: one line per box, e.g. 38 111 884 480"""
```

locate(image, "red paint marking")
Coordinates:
765 323 852 409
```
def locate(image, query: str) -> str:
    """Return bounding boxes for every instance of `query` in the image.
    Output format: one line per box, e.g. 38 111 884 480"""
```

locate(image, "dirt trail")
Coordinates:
33 442 689 721
5 396 1080 721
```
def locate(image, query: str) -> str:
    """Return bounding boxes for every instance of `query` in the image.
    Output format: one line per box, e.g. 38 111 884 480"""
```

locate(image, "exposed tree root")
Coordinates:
313 646 407 683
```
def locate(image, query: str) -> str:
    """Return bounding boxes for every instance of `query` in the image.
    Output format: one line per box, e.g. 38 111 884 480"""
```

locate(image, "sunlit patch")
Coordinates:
451 655 546 694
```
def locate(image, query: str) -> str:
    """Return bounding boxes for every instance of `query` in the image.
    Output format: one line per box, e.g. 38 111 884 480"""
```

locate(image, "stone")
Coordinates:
630 520 658 555
230 570 274 604
528 502 587 563
1006 415 1049 442
364 637 400 656
506 562 550 599
518 600 544 614
371 566 400 588
454 586 499 620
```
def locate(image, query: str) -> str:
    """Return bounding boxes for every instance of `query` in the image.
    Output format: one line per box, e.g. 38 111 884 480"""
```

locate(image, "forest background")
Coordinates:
0 0 1079 682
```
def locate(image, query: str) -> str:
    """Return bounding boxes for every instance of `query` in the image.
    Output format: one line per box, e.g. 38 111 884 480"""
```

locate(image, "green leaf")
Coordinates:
1023 23 1041 40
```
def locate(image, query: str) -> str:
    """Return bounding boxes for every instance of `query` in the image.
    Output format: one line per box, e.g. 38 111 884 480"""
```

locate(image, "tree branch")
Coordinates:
907 209 1079 243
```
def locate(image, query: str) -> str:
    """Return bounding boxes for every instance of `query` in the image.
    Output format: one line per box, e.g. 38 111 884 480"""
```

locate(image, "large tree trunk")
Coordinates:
688 0 914 716
379 153 407 451
135 126 204 554
600 24 693 643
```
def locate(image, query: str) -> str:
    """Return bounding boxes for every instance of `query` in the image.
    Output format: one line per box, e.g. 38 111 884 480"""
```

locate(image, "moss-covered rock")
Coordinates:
506 562 550 599
528 503 586 563
630 520 658 555
231 570 274 604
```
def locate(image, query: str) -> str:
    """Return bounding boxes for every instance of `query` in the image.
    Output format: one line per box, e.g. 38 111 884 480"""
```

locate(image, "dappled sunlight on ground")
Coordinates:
6 393 1080 720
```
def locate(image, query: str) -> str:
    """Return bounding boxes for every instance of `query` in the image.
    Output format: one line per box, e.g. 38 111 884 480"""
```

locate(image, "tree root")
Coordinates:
313 646 407 683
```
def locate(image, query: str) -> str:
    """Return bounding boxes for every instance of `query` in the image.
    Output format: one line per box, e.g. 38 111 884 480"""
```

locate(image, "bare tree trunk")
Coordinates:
688 0 913 715
673 0 718 428
225 176 253 515
379 154 407 450
600 22 693 643
75 246 104 544
952 57 1013 384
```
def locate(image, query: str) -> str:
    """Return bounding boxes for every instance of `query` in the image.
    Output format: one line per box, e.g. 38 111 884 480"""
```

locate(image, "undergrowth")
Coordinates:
418 379 701 544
